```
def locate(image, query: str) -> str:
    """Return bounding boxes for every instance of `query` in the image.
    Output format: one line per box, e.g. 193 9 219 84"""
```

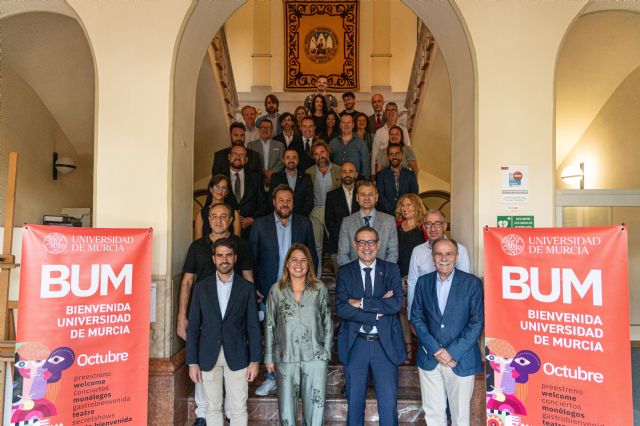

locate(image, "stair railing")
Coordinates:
404 22 437 136
207 26 239 124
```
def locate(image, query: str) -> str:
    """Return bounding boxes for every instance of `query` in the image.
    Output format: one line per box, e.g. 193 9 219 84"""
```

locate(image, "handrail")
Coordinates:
404 22 437 135
208 26 239 124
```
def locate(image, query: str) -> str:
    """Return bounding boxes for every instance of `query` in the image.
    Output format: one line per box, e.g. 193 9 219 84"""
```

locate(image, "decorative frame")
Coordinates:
284 0 359 91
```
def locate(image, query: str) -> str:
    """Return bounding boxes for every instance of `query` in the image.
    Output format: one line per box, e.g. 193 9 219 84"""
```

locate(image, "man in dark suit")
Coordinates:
211 122 262 176
376 143 419 214
186 238 261 425
410 238 484 426
273 112 304 151
297 116 319 172
269 147 313 216
325 162 360 268
367 93 386 134
223 145 268 239
336 226 406 425
249 184 318 396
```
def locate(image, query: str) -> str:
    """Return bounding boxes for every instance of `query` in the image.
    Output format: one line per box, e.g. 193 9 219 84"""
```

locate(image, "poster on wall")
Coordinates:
284 0 359 90
483 226 633 426
500 165 529 204
12 225 152 426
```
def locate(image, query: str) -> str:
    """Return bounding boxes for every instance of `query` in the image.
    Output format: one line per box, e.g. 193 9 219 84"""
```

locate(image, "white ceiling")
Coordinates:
1 12 95 160
556 10 640 165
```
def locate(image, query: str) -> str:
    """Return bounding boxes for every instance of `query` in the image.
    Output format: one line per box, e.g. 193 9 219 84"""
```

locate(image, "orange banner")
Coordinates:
12 225 152 426
483 226 632 426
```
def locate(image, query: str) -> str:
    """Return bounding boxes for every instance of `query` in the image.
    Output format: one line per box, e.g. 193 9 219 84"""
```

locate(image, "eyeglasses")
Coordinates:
356 239 379 247
425 221 444 229
212 185 228 192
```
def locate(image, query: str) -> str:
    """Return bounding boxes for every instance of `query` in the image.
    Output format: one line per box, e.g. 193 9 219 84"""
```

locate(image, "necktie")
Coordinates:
363 267 373 333
234 172 241 202
305 139 311 152
376 113 382 127
364 216 371 226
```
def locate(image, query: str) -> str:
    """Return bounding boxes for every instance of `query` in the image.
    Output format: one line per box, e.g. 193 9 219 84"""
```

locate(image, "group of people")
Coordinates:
180 79 485 426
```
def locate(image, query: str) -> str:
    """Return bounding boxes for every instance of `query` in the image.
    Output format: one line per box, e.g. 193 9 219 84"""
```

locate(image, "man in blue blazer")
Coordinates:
249 184 318 395
375 144 419 215
186 238 261 425
336 226 406 426
410 238 484 426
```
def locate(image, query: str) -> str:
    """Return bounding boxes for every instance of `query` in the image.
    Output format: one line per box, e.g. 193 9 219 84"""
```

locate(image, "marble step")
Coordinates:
186 374 487 425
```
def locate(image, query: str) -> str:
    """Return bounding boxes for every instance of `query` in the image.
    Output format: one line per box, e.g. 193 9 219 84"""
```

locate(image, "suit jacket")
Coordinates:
223 169 268 238
211 146 262 177
367 112 387 134
337 209 398 266
186 273 261 371
248 139 284 174
248 213 318 296
376 167 419 215
335 259 406 365
269 170 314 216
411 269 484 376
305 163 342 194
324 186 360 253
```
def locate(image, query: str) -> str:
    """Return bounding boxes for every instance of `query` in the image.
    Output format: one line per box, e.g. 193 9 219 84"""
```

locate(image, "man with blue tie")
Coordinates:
410 238 484 426
336 226 406 426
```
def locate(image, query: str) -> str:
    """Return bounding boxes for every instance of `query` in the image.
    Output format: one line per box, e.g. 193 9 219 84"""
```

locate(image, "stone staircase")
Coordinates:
185 256 488 425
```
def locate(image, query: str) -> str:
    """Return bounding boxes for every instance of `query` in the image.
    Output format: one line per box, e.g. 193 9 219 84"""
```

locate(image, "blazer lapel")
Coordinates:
440 271 460 320
222 275 241 321
351 263 365 299
208 278 223 320
430 275 443 320
373 261 385 297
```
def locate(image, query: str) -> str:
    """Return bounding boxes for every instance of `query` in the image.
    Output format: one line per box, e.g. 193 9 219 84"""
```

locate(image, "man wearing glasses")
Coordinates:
406 209 471 320
335 226 406 425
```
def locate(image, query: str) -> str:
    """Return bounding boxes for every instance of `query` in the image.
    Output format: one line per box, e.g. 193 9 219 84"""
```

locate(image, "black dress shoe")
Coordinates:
192 418 206 426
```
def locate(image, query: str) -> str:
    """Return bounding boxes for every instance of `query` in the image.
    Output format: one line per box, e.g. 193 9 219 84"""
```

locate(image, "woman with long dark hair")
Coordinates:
264 243 333 425
309 94 328 137
321 110 340 143
354 112 374 153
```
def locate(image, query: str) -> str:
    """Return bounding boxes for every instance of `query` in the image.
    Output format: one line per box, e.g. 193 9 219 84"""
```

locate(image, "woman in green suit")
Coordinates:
264 243 333 426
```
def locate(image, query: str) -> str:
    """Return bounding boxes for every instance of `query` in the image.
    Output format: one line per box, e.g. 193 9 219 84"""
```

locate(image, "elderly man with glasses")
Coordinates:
406 209 471 321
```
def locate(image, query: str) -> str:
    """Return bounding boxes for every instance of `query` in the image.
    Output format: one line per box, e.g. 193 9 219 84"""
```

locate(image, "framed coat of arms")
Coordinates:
284 0 359 91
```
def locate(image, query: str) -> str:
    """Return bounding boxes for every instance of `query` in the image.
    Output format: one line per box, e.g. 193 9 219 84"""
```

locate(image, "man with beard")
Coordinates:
212 122 262 176
410 238 483 426
273 112 304 152
249 185 318 395
325 162 360 271
305 141 341 275
223 145 268 239
179 204 255 425
256 94 281 138
371 102 412 173
329 114 370 179
406 209 471 321
186 237 261 426
375 144 419 215
303 75 338 113
269 147 314 216
339 91 360 120
337 180 398 266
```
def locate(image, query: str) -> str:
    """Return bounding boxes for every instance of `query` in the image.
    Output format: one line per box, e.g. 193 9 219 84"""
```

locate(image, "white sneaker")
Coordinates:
255 377 277 396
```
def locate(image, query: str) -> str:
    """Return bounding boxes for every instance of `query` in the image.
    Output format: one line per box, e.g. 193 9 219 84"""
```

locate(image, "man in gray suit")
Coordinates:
248 120 284 189
337 180 398 266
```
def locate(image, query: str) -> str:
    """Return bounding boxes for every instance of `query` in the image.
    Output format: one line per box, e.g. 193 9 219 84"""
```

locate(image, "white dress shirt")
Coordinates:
216 272 234 318
359 260 378 334
342 185 354 214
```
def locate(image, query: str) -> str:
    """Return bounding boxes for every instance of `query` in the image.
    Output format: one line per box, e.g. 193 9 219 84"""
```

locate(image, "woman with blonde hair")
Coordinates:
264 243 333 425
395 193 427 363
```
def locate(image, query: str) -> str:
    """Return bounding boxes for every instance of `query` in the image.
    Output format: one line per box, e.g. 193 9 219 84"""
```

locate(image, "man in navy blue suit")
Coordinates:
336 226 406 425
410 238 484 426
375 144 419 215
249 184 318 395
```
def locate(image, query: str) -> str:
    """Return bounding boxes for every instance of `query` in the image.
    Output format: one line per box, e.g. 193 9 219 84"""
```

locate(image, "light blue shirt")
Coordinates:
313 166 333 206
359 209 377 227
286 170 297 191
216 272 234 318
436 269 455 315
275 213 292 279
358 260 378 334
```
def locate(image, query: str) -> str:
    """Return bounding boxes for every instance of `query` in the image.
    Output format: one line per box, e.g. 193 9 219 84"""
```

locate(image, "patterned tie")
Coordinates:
305 138 311 152
364 216 371 226
234 172 241 202
363 267 373 333
376 113 382 127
